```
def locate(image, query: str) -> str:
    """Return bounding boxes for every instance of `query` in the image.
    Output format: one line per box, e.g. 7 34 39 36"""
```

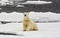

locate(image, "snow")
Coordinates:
29 12 60 22
25 1 52 4
0 12 24 21
0 12 60 22
0 0 52 5
0 23 60 38
0 12 60 38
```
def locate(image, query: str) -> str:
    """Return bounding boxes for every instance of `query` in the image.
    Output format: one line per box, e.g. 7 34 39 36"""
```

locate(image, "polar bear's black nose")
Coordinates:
24 14 26 16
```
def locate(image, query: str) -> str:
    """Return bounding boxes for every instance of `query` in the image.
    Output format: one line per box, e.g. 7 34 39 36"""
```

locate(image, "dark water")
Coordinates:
0 1 60 13
0 32 19 36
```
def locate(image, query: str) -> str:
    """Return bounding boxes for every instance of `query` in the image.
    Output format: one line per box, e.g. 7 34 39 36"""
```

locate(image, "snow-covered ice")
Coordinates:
0 23 60 38
0 12 60 38
0 12 60 22
24 1 52 4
